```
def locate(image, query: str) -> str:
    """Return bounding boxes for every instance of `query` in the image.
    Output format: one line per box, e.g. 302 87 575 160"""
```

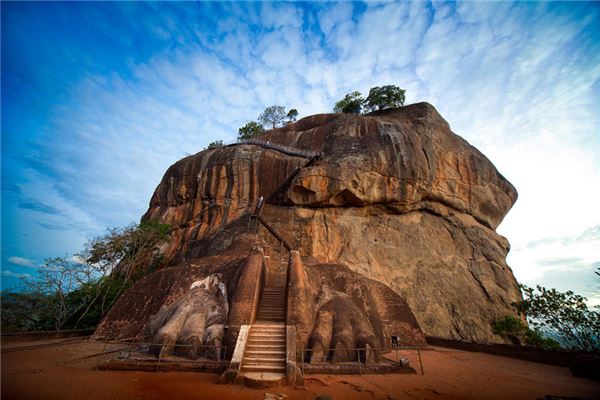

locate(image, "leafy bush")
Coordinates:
364 85 406 112
513 285 599 351
238 121 265 141
286 108 299 124
492 315 526 341
333 91 364 114
524 328 561 350
205 140 223 149
492 315 561 349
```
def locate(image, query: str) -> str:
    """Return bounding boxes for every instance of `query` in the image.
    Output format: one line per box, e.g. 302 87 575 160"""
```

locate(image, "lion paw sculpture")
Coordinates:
147 273 228 360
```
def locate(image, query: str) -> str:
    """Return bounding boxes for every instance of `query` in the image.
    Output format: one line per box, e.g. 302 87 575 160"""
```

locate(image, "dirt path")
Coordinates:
2 341 598 400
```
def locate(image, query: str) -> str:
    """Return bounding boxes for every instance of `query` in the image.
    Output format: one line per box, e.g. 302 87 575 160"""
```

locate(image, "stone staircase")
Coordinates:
240 323 286 376
239 286 288 385
257 285 287 321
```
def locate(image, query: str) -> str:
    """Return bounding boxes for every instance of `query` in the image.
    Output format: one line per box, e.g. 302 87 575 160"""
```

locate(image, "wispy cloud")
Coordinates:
7 256 37 268
18 200 62 216
1 270 32 280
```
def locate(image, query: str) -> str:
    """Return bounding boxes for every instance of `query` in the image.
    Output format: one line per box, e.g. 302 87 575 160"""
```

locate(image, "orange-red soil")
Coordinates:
2 339 598 400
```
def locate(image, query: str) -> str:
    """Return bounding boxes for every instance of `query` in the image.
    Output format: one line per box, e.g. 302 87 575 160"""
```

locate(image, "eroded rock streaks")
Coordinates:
95 102 521 355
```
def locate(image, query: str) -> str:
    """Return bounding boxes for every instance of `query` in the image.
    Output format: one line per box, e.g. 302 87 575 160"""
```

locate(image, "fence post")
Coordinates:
418 348 424 375
155 347 163 372
301 347 304 373
357 348 361 375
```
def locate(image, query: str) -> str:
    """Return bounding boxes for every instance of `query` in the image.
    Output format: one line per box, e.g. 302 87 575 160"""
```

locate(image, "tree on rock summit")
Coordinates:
258 105 287 129
333 91 364 114
286 108 299 124
238 121 265 141
365 85 406 112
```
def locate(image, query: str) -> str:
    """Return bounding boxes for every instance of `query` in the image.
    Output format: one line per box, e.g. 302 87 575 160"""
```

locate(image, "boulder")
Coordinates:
96 102 521 348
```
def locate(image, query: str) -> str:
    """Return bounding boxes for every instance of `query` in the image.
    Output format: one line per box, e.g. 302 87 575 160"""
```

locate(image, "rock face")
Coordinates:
96 102 521 351
147 273 228 360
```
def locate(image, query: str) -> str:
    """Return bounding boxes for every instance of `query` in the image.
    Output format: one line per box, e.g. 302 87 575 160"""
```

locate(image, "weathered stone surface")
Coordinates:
289 258 426 362
97 102 521 346
147 273 228 359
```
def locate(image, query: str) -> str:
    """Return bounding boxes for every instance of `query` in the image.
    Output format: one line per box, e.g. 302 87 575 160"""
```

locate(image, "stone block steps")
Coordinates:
240 323 287 387
255 287 287 323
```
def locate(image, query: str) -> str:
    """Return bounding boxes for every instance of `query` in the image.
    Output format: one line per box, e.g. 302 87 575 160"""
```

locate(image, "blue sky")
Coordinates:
1 1 599 303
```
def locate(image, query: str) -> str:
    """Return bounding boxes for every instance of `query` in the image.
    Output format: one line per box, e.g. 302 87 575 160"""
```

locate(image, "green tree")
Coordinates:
286 108 299 124
513 284 600 351
238 121 265 141
0 290 54 331
0 221 170 332
364 85 406 112
205 140 223 150
333 91 364 114
492 315 560 349
258 105 287 129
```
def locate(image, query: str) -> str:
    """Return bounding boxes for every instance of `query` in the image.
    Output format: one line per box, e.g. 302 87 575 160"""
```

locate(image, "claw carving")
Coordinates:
308 285 381 363
147 273 228 360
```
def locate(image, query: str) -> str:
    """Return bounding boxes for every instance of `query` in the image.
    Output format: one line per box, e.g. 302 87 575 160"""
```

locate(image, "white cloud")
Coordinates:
7 256 37 268
68 255 87 265
1 270 32 280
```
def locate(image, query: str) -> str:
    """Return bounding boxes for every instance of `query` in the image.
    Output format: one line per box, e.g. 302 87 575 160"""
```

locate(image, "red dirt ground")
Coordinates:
2 339 598 400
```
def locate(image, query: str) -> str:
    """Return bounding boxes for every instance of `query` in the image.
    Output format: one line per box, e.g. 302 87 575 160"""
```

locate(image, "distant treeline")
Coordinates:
1 221 170 332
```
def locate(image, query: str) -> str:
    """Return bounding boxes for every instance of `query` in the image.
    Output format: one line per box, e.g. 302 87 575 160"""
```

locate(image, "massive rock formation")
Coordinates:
95 102 521 354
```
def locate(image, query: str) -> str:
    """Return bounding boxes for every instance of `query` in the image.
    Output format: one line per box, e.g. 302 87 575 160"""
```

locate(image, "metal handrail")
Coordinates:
96 340 229 369
300 346 425 375
224 138 320 159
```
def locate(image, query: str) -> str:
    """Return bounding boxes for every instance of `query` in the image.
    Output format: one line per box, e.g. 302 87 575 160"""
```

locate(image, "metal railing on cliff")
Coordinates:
225 139 320 159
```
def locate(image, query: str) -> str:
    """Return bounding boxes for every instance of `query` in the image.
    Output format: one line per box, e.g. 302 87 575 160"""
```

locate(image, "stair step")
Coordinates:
250 324 286 334
249 332 285 337
245 350 286 356
247 339 286 345
240 365 286 373
243 356 285 364
246 346 286 352
256 315 285 318
246 341 286 346
256 318 285 321
242 358 285 368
